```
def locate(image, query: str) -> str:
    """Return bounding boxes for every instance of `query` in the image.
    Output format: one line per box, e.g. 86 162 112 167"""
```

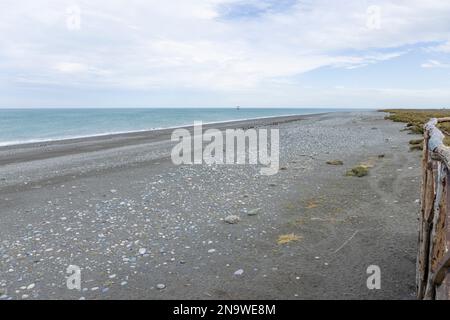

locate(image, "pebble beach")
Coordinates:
0 111 421 300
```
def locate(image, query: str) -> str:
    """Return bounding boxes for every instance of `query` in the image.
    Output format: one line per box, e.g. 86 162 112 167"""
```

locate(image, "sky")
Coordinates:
1 0 450 108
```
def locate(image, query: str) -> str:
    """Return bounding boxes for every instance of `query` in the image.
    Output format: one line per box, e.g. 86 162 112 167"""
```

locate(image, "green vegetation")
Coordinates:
382 109 450 129
345 165 370 177
382 109 450 147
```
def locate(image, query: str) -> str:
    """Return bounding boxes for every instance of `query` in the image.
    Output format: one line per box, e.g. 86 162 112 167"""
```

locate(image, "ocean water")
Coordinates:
0 108 354 146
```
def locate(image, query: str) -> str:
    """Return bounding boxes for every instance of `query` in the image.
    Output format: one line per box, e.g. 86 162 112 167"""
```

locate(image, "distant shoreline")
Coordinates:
0 108 372 148
0 112 335 151
0 113 338 167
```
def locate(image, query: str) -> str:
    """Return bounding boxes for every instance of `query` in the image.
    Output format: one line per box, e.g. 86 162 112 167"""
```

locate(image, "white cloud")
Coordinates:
1 0 450 106
421 60 450 69
54 62 87 73
429 41 450 53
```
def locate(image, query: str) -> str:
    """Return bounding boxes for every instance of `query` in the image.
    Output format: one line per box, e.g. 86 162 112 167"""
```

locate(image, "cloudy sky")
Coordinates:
1 0 450 108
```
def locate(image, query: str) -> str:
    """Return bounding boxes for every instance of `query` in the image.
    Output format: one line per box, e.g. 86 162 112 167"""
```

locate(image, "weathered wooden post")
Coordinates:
417 118 450 300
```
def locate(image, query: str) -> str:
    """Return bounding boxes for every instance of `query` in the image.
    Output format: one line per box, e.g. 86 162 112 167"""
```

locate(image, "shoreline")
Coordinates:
0 112 331 149
0 113 340 167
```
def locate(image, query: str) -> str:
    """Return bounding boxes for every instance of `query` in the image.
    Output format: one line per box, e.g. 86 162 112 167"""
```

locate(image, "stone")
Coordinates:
156 284 166 290
247 208 261 216
234 269 244 276
224 215 240 224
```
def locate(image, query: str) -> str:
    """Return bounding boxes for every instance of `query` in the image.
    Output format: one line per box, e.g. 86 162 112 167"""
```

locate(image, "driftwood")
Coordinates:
417 118 450 300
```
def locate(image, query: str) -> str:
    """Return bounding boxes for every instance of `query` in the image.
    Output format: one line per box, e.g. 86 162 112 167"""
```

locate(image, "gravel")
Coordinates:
0 112 420 300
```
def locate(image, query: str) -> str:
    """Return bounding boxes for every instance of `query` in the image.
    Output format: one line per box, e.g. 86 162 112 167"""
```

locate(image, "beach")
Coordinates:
0 111 420 300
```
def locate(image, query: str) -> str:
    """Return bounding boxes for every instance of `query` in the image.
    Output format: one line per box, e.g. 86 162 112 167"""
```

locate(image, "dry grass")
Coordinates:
409 139 423 145
409 139 424 151
277 234 301 245
382 109 450 130
382 109 450 147
326 160 344 165
305 199 319 209
410 144 423 151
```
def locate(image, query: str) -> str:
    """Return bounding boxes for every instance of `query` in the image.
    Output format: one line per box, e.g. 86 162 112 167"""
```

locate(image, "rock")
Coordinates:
234 269 244 276
247 208 261 216
138 248 147 255
208 249 216 253
156 284 166 290
27 283 35 290
224 215 240 224
110 189 117 194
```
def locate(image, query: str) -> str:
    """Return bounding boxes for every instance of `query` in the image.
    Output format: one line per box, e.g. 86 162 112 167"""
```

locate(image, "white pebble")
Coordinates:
234 269 244 276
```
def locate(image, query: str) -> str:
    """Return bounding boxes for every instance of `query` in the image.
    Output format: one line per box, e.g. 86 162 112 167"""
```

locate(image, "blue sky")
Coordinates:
1 0 450 108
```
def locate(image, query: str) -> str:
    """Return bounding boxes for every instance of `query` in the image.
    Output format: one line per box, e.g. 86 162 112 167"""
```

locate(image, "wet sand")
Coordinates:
0 111 420 300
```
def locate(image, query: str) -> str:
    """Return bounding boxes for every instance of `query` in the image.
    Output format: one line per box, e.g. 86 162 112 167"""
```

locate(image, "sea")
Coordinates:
0 108 361 147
